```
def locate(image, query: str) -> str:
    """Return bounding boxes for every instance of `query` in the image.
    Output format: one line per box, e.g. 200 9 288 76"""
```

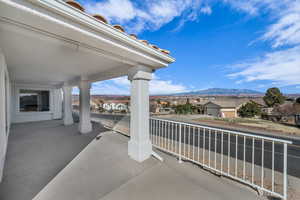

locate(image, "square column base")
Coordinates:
79 122 92 134
128 139 152 162
64 117 74 126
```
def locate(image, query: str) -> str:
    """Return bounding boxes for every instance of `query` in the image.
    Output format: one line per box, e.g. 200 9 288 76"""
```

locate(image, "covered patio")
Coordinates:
0 0 174 181
0 120 106 200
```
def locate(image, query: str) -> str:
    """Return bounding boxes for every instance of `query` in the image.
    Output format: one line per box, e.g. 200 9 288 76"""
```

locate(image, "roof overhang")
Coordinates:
0 0 175 87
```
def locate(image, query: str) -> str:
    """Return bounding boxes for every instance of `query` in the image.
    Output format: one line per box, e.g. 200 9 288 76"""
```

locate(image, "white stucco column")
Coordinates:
128 66 153 162
78 79 92 134
62 85 74 125
53 88 62 119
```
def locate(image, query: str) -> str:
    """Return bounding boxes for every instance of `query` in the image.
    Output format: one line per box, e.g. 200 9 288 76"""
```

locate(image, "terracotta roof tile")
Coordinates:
93 14 108 24
63 0 171 55
65 0 84 12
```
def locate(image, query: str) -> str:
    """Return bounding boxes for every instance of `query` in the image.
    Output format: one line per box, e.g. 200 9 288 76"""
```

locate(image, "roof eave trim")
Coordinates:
28 0 175 63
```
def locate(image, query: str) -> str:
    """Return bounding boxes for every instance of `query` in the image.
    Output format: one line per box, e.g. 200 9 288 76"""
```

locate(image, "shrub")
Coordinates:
174 103 194 114
238 102 261 118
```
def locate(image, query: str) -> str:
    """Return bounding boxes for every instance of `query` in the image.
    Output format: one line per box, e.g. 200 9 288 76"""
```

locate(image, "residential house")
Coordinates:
102 100 129 112
203 100 243 118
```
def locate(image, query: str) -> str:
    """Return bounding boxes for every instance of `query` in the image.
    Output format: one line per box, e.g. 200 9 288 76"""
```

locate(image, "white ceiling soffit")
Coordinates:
0 0 175 69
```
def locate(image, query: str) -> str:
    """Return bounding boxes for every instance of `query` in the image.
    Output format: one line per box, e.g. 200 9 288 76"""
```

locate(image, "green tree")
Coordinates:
174 102 194 114
263 87 285 107
238 102 261 118
296 97 300 104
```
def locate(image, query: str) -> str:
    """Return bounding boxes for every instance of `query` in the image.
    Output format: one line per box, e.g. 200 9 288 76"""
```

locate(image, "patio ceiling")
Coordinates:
0 22 131 86
0 0 175 87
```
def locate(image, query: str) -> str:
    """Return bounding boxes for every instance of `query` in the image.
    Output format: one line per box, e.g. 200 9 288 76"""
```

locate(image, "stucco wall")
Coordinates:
205 103 221 117
222 110 237 118
0 48 10 182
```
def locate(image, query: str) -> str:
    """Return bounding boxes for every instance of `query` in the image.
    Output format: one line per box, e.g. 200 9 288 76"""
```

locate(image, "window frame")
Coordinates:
16 87 52 114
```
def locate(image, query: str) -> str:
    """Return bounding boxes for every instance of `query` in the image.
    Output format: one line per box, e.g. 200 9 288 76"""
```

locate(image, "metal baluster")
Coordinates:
157 120 159 147
150 119 152 142
184 125 186 157
151 119 154 143
243 136 246 180
235 134 238 177
156 120 158 145
252 137 255 184
161 121 164 148
261 139 264 188
209 129 211 167
169 122 171 150
175 124 177 154
215 130 217 169
159 121 162 148
164 122 167 149
188 126 191 158
179 124 182 163
151 119 153 142
198 128 200 162
171 123 174 151
221 131 223 174
283 143 287 200
228 133 230 174
193 127 195 160
203 128 206 164
168 122 170 150
272 141 275 192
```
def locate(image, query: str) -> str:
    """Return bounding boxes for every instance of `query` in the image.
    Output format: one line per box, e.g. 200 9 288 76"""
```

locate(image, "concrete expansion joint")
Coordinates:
98 160 161 200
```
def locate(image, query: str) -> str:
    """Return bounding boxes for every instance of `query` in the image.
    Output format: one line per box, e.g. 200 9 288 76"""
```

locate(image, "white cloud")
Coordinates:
228 46 300 86
222 0 259 15
88 75 188 95
222 0 289 16
83 0 204 33
150 77 187 94
262 1 300 48
224 0 300 88
200 6 212 15
84 0 145 23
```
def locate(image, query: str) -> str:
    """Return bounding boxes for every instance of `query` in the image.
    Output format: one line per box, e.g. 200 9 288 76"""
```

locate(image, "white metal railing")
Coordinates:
150 117 292 200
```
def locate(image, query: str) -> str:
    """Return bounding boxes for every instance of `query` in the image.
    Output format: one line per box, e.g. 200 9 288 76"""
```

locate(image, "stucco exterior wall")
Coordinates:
221 109 237 118
0 48 10 182
205 103 221 117
220 108 237 118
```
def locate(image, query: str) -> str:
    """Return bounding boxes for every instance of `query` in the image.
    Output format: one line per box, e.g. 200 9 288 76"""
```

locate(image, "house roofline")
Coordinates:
28 0 175 64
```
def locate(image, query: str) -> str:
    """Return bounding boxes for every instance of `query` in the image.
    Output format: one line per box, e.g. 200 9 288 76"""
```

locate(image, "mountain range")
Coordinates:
176 88 264 96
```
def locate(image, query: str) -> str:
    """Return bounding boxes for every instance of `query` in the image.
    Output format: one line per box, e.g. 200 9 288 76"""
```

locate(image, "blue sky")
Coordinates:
75 0 300 95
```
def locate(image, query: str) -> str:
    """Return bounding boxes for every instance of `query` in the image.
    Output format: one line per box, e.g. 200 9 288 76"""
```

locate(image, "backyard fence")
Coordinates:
150 117 292 200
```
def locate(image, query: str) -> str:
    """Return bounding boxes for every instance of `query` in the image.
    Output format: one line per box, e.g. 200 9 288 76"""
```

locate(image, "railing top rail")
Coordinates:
150 117 293 144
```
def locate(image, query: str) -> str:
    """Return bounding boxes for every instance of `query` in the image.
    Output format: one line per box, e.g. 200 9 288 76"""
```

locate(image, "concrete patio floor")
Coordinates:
32 130 258 200
0 120 106 200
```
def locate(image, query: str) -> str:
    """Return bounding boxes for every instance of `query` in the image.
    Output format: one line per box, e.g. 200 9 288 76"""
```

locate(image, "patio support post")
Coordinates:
53 88 62 119
62 85 74 125
128 66 153 162
78 78 92 134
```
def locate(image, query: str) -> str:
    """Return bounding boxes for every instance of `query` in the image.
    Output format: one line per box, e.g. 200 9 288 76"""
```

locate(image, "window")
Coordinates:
19 89 50 112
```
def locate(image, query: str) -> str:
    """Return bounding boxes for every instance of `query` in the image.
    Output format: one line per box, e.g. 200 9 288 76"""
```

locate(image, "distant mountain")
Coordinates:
176 88 264 96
